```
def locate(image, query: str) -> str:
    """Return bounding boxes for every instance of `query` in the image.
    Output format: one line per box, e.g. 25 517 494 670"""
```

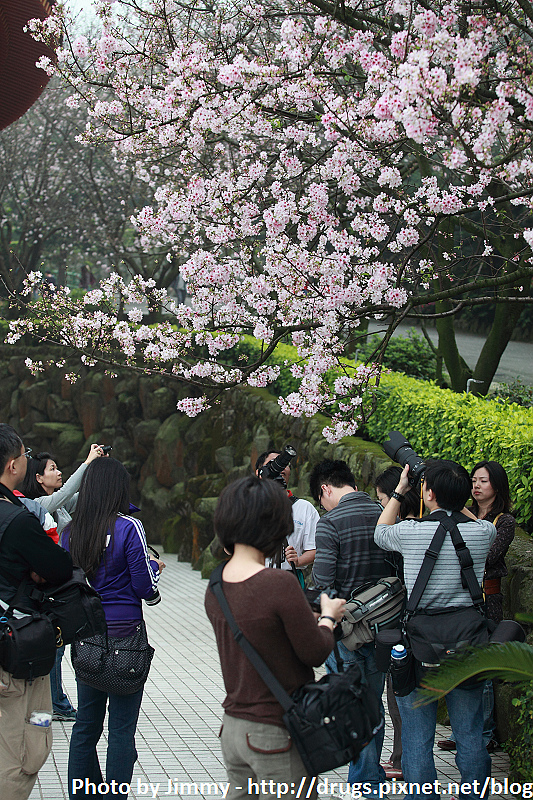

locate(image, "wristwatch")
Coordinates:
391 491 404 501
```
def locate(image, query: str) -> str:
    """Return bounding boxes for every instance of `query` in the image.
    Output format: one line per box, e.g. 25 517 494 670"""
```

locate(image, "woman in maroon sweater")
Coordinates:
205 476 345 798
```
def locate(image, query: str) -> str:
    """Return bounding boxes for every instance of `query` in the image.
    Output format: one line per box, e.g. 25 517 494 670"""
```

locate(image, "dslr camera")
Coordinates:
145 544 162 606
382 431 425 487
258 445 297 487
305 586 338 613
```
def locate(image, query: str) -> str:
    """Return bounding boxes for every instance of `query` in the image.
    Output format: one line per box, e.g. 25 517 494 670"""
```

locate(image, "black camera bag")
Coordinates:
209 564 383 776
0 603 57 680
29 567 107 646
0 503 58 680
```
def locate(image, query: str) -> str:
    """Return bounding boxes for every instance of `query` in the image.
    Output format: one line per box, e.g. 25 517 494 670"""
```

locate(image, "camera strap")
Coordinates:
272 538 289 569
405 511 484 619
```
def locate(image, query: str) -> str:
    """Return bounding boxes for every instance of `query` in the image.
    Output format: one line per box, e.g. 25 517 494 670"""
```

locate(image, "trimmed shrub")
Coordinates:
357 328 437 380
493 378 533 409
366 372 533 530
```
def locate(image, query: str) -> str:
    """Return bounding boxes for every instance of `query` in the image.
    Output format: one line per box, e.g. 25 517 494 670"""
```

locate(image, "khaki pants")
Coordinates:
0 669 52 800
220 714 316 800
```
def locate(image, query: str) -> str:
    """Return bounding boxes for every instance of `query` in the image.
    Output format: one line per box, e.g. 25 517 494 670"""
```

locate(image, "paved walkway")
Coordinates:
31 557 511 800
367 321 533 386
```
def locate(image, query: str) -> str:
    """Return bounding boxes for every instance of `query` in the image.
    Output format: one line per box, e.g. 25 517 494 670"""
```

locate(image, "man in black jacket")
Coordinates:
0 424 73 800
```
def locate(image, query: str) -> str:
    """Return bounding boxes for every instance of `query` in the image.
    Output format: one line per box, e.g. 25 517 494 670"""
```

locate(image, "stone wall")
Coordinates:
0 350 392 558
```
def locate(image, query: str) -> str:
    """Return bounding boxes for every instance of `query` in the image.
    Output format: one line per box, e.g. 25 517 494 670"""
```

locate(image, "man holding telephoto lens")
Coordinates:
375 458 496 800
255 447 317 573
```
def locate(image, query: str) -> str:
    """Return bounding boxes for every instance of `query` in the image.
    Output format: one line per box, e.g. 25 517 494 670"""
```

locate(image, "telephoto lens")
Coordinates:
268 445 296 474
258 445 297 484
382 431 426 486
489 620 526 644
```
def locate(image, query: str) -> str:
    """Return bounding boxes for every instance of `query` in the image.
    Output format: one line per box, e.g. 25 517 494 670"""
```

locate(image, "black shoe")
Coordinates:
53 709 77 722
486 739 498 753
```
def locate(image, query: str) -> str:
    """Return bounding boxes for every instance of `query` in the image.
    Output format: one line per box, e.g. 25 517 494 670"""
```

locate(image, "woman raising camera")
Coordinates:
62 458 165 798
205 476 345 798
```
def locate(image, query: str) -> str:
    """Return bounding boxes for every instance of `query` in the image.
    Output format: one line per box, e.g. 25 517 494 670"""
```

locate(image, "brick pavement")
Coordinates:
30 557 511 800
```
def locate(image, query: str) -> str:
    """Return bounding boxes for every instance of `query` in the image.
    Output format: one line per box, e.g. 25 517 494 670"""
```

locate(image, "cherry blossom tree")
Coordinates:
16 0 533 441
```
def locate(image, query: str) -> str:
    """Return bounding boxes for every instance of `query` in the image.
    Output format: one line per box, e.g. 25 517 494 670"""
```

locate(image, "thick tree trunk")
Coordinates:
471 301 527 394
436 300 472 392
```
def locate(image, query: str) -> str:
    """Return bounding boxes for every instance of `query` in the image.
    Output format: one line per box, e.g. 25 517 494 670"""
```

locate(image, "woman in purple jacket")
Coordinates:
62 458 165 797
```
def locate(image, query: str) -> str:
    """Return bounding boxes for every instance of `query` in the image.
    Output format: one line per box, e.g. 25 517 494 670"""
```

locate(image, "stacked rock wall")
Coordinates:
0 349 393 560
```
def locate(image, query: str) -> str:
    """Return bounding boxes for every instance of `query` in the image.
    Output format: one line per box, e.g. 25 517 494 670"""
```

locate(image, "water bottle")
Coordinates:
391 644 408 664
28 711 52 727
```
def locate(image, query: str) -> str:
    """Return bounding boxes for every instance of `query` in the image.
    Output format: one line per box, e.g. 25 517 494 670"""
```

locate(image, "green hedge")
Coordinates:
224 336 533 529
366 372 533 530
357 328 437 380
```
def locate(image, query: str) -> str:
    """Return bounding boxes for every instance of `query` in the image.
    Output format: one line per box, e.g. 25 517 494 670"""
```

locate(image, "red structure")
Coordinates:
0 0 56 131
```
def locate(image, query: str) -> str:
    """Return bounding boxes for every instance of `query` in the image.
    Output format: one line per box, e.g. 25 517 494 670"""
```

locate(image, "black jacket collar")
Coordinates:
0 483 23 506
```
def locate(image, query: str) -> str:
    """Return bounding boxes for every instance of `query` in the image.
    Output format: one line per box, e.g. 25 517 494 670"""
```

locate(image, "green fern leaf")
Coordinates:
415 643 533 705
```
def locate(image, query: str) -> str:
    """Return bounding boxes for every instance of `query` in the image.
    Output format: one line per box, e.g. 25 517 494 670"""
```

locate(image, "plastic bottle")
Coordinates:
391 644 408 664
28 711 52 727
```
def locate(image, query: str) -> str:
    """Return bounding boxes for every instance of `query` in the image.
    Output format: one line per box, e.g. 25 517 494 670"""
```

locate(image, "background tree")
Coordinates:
0 78 184 313
18 0 533 440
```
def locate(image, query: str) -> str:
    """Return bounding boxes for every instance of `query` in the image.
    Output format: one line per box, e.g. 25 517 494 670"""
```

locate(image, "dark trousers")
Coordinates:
67 680 143 798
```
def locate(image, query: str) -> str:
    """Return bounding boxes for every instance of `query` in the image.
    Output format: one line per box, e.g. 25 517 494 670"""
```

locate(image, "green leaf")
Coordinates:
415 643 533 705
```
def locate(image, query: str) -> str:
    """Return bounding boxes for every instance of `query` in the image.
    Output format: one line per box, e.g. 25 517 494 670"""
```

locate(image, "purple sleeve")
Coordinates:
123 517 160 599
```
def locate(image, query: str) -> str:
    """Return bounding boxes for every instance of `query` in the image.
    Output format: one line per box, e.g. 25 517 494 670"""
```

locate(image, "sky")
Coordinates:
66 0 96 26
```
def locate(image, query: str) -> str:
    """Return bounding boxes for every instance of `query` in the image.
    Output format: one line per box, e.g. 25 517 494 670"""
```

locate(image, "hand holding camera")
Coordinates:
319 593 346 626
382 431 425 487
395 464 411 497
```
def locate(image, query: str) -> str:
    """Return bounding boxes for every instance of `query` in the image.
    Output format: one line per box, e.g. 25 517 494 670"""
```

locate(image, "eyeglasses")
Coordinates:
17 448 32 459
318 486 325 511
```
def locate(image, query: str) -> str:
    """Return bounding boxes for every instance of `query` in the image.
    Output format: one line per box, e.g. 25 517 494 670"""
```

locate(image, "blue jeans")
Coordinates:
444 680 494 748
482 681 495 746
397 684 491 800
68 680 144 799
326 642 386 797
50 646 76 713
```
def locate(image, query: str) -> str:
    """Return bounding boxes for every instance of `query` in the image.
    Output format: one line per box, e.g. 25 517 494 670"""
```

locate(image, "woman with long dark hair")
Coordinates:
18 444 104 722
438 460 514 755
470 460 515 624
62 458 164 798
20 444 103 535
205 476 345 797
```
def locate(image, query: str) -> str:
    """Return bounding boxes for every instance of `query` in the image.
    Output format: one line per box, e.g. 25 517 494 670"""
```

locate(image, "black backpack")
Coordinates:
29 567 107 646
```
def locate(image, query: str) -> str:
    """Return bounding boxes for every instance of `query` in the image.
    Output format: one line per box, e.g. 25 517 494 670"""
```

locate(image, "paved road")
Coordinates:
368 322 533 386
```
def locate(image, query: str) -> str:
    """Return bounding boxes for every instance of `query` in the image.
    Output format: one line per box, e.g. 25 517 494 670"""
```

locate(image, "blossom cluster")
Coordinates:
22 0 533 439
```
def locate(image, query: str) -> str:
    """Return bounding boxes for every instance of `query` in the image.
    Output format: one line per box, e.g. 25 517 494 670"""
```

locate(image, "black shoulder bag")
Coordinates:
0 502 57 680
209 563 383 777
389 511 490 696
